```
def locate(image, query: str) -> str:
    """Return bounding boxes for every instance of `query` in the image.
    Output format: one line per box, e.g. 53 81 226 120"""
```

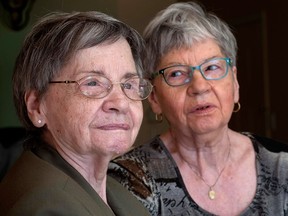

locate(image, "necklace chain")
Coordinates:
189 137 231 200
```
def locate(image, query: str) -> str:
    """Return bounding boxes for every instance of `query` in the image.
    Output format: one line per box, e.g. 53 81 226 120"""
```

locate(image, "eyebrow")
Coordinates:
77 70 138 80
202 56 221 63
123 72 138 79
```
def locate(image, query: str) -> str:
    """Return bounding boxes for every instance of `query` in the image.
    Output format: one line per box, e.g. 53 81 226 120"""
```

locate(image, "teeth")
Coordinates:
197 106 208 110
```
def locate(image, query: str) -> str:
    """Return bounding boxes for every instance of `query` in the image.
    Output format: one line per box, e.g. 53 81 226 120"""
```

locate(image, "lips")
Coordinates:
97 123 130 130
197 105 210 110
191 104 215 113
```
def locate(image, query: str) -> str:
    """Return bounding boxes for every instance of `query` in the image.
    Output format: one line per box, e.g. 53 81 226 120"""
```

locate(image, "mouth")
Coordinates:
191 104 214 113
97 124 130 130
196 105 211 111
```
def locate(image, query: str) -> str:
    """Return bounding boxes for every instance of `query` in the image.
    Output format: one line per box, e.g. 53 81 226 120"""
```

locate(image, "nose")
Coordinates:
102 84 129 113
187 69 211 96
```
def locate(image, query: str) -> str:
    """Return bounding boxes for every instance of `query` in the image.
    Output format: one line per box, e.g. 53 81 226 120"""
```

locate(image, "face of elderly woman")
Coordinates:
27 38 143 157
150 38 239 136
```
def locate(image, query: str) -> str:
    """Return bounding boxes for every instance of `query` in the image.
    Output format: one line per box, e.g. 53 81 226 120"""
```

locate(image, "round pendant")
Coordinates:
208 190 216 200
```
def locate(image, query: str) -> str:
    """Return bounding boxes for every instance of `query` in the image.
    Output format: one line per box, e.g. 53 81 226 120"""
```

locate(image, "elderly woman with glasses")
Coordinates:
0 11 152 215
109 2 288 215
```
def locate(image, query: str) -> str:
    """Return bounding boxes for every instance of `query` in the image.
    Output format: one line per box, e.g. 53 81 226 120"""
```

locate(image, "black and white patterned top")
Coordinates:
108 134 288 216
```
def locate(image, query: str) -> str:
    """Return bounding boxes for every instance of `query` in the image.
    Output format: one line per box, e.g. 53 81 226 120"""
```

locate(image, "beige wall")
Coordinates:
0 0 174 145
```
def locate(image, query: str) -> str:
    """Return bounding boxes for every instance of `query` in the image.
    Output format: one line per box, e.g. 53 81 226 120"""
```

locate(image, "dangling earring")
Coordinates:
155 113 163 122
233 102 241 113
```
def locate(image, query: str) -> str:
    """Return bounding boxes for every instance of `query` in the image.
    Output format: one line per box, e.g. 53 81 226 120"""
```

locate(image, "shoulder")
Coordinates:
0 151 107 216
108 136 163 187
110 136 165 169
252 133 288 153
1 183 96 215
106 176 150 216
109 136 172 178
244 132 288 172
108 136 167 215
242 134 288 213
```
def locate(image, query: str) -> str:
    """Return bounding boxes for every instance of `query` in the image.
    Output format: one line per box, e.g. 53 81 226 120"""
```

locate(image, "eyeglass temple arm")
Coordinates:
49 81 77 84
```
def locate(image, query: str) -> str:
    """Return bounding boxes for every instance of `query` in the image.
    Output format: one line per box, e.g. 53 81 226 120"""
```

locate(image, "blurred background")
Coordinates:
1 0 288 145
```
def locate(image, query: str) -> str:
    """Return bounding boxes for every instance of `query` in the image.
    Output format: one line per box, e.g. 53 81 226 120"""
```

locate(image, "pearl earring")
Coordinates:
38 120 42 124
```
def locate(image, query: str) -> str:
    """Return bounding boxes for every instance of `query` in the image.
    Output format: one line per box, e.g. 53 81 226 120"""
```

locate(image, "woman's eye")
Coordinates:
170 71 183 77
83 79 99 86
205 64 220 71
123 82 132 89
167 69 188 79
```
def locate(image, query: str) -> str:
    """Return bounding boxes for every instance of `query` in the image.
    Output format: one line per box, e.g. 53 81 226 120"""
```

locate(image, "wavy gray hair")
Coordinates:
143 1 237 77
13 11 145 132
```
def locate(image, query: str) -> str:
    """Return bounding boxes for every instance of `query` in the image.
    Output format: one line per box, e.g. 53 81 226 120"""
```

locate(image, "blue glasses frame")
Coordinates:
154 57 232 87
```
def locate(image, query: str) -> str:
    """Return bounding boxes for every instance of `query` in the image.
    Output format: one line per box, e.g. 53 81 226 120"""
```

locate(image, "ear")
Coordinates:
232 66 240 103
147 89 163 114
25 90 45 127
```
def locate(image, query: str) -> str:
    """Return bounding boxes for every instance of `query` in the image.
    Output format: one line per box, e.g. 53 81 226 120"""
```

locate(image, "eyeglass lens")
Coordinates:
78 75 152 100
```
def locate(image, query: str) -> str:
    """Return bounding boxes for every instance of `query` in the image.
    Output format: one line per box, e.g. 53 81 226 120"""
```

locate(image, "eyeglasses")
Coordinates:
49 75 153 101
154 57 232 87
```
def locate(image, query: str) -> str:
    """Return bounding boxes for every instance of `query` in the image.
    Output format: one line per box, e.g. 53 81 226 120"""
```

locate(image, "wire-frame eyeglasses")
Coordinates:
49 75 153 101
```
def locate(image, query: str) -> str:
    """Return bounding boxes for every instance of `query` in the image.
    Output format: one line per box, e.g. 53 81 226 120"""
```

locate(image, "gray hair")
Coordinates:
143 1 238 76
13 11 145 132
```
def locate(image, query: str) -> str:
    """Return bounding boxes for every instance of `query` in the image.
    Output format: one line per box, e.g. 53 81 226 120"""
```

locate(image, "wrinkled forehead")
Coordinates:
55 39 137 80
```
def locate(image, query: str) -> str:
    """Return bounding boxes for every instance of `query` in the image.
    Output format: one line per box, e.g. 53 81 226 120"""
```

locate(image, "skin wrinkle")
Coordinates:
150 39 239 139
147 38 255 215
36 38 143 202
105 2 287 215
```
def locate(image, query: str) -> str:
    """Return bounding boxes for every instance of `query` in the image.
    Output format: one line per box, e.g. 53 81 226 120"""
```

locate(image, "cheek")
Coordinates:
44 93 91 129
217 82 236 112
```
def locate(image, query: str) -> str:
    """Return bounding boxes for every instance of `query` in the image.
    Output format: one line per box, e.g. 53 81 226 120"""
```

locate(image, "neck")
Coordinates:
56 147 110 203
188 137 231 187
163 128 231 170
162 129 232 200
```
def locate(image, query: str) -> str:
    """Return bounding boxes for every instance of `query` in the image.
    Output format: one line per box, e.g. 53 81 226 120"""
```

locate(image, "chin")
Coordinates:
109 141 133 155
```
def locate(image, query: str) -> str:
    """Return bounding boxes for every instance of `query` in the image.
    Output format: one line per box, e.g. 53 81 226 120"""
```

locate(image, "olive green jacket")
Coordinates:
0 143 149 216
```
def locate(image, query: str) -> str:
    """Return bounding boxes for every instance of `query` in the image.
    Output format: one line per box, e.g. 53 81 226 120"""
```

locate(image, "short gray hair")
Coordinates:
143 1 237 76
13 11 145 132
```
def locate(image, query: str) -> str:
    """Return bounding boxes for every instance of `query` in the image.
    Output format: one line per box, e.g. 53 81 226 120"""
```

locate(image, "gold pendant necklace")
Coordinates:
190 136 231 200
208 188 216 200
